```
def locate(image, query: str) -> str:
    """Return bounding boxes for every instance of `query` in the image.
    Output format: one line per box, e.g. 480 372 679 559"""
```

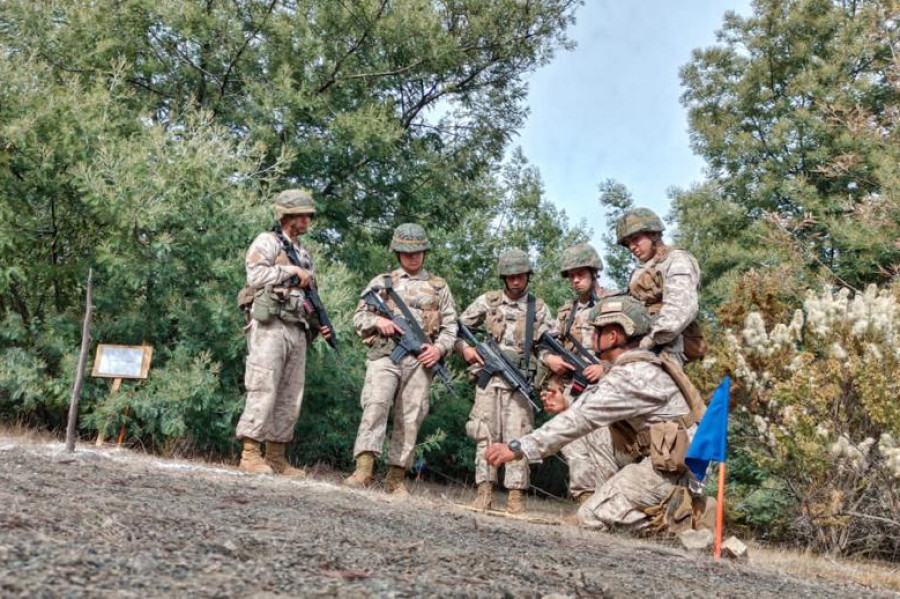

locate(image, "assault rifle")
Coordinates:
276 228 339 352
457 321 541 412
361 289 453 392
537 332 599 397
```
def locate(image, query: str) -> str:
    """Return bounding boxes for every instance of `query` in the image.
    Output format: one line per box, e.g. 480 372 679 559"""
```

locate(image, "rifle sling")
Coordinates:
523 293 535 380
382 275 430 342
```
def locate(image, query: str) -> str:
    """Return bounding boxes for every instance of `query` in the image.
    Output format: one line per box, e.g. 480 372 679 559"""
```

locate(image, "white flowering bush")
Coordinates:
698 283 900 558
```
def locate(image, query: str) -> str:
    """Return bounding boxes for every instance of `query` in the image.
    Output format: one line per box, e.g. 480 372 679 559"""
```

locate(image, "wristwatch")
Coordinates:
507 439 524 460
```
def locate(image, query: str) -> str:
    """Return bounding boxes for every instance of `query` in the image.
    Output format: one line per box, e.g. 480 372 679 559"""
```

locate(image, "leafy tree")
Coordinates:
676 0 900 305
596 179 634 290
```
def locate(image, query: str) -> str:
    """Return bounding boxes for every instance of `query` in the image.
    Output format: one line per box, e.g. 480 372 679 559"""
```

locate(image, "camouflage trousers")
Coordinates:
236 318 308 443
352 355 432 469
561 425 627 499
466 382 533 490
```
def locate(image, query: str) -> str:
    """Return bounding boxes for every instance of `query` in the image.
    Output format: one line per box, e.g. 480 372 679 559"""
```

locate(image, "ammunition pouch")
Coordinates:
649 421 689 474
610 417 693 474
249 287 307 326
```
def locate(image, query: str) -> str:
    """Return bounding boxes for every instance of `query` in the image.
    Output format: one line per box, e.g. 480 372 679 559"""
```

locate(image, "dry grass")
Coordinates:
0 421 60 444
750 543 900 592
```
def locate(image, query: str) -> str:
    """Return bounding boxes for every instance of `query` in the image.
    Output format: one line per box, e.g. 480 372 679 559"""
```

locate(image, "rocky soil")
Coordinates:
0 436 894 598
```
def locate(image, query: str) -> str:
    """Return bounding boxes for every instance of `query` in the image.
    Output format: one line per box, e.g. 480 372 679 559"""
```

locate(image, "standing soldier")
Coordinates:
547 243 619 506
486 296 709 533
343 224 458 496
235 189 332 476
615 208 704 364
457 249 554 515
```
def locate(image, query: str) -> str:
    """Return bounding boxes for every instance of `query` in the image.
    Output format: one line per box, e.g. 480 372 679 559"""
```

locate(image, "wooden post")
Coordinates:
714 462 726 560
65 269 94 453
95 377 121 446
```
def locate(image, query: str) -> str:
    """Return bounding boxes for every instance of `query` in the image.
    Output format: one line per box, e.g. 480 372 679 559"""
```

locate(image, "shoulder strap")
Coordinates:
274 228 301 267
614 350 706 424
523 293 536 378
383 275 426 338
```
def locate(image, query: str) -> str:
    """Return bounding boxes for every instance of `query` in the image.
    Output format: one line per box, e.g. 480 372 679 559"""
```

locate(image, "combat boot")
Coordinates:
384 465 409 497
265 442 307 479
343 452 375 488
239 438 274 475
471 482 494 511
506 489 526 515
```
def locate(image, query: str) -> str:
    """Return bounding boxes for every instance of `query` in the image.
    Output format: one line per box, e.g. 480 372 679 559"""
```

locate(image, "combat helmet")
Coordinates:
274 188 316 219
497 249 533 277
588 295 652 338
615 208 664 245
560 242 603 277
390 223 430 253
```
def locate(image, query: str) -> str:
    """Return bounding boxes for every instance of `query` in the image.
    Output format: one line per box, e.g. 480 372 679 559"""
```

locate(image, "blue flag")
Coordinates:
685 376 731 481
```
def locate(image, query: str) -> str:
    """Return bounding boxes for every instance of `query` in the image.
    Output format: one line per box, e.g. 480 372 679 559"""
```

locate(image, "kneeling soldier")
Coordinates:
487 296 708 532
457 249 554 515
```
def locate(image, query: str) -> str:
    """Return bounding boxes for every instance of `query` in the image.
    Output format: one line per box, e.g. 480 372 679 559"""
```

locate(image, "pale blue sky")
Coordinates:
518 0 751 250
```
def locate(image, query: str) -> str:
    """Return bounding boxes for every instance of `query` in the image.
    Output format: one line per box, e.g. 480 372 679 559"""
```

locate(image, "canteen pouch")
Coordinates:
250 287 280 324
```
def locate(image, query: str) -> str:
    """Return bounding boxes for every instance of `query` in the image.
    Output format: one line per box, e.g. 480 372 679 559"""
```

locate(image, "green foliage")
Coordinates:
597 179 635 290
676 0 900 308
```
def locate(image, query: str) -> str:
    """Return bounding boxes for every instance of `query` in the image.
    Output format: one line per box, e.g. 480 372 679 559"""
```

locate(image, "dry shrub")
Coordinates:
702 282 900 558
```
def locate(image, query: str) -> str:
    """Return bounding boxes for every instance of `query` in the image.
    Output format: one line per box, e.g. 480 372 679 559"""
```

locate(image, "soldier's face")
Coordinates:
594 324 623 353
398 251 425 274
284 213 313 238
623 232 654 262
566 268 594 297
503 273 529 299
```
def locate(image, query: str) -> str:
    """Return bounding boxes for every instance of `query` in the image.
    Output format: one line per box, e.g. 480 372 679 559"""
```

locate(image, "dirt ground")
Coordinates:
0 435 896 598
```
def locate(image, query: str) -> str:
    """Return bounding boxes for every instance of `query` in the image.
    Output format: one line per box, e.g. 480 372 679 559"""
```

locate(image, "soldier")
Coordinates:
547 243 619 506
615 208 704 363
457 249 555 515
235 189 332 476
343 224 458 496
486 296 708 532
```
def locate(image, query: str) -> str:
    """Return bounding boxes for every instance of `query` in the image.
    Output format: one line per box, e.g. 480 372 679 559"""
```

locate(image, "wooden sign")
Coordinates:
91 344 153 379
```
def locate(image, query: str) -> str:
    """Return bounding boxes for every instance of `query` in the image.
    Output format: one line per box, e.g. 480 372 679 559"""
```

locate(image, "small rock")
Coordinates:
721 536 749 560
52 452 77 464
678 528 713 552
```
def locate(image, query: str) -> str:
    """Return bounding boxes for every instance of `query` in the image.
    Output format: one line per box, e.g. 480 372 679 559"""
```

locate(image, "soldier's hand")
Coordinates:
583 363 605 383
375 317 404 337
485 443 515 466
462 345 484 366
545 354 576 375
541 386 567 414
285 265 311 288
417 344 442 368
320 326 333 340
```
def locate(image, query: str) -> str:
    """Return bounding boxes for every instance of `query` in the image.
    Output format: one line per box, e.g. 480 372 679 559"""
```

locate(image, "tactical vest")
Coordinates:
606 350 706 473
628 245 707 362
363 272 446 359
237 232 312 326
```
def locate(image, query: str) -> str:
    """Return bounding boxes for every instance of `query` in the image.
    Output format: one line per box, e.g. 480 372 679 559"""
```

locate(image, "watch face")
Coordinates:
508 440 522 453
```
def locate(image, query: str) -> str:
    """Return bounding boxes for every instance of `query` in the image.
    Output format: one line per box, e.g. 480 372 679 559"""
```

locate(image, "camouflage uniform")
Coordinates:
236 190 316 445
351 227 457 470
517 298 699 531
457 251 553 492
617 208 701 363
552 242 621 500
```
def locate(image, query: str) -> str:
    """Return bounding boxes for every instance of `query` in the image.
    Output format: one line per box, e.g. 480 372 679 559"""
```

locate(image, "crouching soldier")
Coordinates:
457 249 554 515
235 189 332 476
344 224 458 496
487 296 709 533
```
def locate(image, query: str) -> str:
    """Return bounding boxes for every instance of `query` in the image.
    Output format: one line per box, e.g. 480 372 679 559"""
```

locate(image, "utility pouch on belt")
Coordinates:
250 286 281 323
648 421 688 474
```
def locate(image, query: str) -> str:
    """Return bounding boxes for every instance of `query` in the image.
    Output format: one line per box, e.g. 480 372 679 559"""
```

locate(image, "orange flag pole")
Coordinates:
714 462 726 560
